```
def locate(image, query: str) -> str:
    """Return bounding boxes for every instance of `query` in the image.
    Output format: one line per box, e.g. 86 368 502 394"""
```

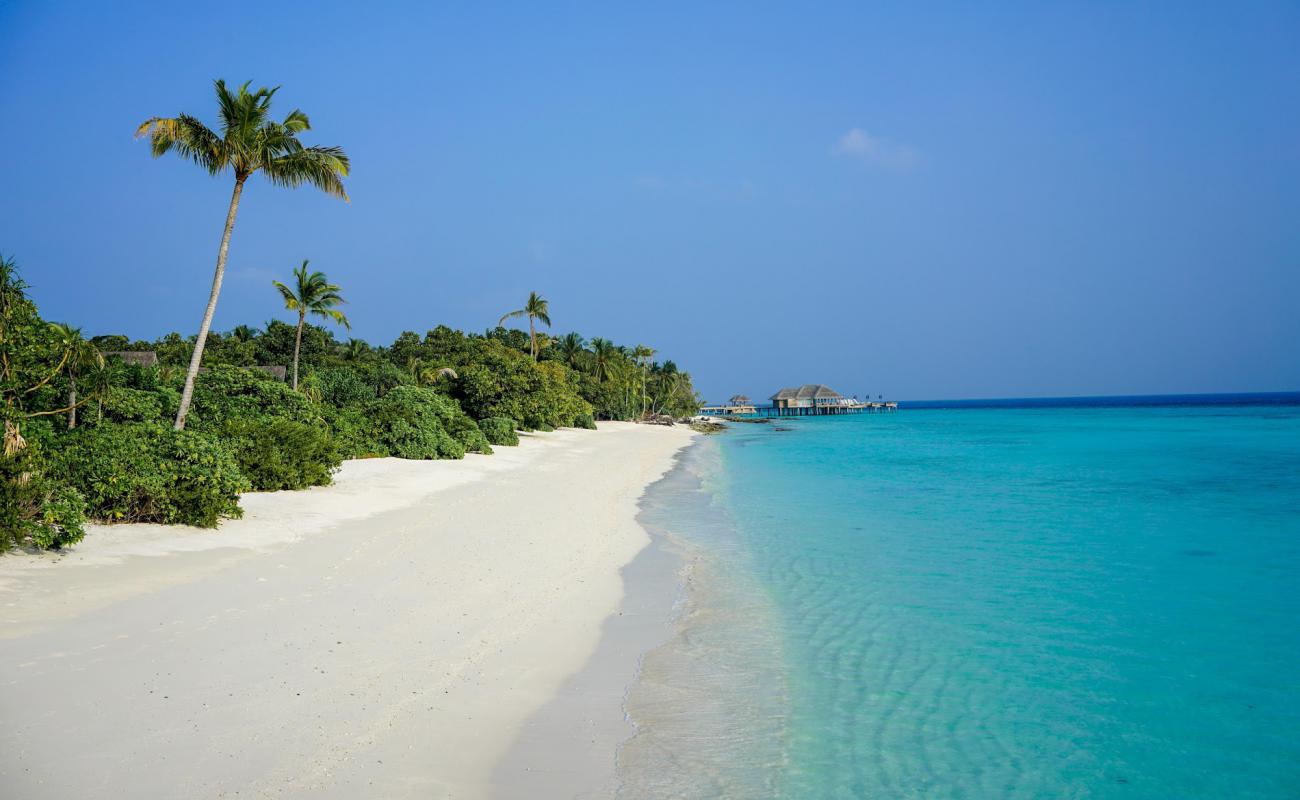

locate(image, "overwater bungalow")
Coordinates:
699 385 894 417
698 396 759 415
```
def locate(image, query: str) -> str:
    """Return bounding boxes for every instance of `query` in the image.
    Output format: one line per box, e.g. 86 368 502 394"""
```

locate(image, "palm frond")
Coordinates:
135 114 226 173
313 308 351 330
263 145 349 199
272 280 300 310
282 109 311 132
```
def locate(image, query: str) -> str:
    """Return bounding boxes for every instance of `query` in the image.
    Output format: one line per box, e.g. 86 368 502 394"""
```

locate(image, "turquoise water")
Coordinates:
621 402 1300 798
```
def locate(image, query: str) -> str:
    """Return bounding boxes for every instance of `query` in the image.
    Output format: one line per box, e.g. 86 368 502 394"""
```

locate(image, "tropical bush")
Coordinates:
1 258 88 549
55 424 247 527
453 341 592 430
478 416 519 447
4 247 700 550
221 418 341 491
187 365 317 429
361 386 487 460
98 386 167 425
313 367 376 407
0 434 86 550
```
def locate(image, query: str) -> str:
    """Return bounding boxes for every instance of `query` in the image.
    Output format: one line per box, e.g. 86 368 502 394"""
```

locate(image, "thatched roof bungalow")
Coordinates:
770 384 843 410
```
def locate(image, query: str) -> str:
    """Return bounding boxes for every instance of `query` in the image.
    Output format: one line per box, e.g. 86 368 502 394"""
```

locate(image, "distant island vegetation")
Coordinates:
0 79 701 552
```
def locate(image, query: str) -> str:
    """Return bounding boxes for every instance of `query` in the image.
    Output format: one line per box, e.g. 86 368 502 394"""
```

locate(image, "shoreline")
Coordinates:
0 422 694 798
490 438 700 798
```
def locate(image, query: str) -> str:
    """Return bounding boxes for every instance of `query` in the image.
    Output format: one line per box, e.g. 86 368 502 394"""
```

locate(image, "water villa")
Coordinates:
699 385 896 417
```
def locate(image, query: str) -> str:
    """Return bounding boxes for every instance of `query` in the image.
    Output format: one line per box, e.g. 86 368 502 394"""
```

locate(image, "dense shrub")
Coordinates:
98 386 166 424
222 418 341 491
361 386 487 460
574 412 597 430
478 417 519 447
0 427 86 550
1 259 88 549
313 367 376 407
454 342 592 430
187 365 316 430
325 406 385 459
537 423 555 432
535 361 593 428
55 424 247 527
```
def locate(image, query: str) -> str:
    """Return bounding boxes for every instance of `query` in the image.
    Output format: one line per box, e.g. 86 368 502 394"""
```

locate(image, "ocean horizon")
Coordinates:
899 391 1300 410
622 393 1300 797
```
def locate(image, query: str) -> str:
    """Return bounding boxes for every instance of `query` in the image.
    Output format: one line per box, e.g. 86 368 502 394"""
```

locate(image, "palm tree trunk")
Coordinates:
174 177 246 430
529 317 537 360
292 311 304 390
67 376 77 430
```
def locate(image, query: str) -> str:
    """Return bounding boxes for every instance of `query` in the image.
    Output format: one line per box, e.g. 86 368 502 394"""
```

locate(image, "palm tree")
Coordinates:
557 332 588 370
272 260 350 390
590 338 619 383
343 337 370 362
632 344 655 417
50 324 104 430
228 324 260 343
138 79 349 428
498 291 551 360
406 357 458 386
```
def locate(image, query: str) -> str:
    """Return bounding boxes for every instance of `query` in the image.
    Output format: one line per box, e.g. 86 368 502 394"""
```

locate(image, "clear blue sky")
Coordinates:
2 1 1297 401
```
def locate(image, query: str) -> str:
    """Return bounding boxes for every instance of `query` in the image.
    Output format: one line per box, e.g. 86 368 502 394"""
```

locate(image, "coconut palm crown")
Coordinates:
137 79 350 428
273 260 350 390
498 291 551 360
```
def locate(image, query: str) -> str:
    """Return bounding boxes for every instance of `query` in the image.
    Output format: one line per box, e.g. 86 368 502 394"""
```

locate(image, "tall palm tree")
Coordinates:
498 291 551 360
273 260 350 390
49 324 104 430
632 344 655 417
138 79 350 428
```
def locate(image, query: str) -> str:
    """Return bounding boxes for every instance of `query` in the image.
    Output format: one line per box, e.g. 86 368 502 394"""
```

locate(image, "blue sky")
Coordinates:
2 1 1297 401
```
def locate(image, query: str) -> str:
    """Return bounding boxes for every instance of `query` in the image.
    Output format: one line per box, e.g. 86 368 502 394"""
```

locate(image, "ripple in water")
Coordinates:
617 438 790 798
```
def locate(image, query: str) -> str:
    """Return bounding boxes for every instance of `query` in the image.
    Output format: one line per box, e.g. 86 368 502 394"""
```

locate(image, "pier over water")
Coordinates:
699 385 897 417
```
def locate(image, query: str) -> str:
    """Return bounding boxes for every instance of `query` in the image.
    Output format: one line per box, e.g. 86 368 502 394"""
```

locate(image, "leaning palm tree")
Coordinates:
50 324 104 430
498 291 551 360
272 260 350 390
137 79 349 428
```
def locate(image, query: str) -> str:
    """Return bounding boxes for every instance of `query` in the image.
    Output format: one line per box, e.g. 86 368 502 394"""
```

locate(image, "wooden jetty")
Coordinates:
699 384 897 417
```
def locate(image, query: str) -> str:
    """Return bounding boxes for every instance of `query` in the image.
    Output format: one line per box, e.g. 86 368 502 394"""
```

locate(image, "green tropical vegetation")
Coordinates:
0 255 700 551
273 260 350 390
1 78 701 552
498 291 550 360
137 79 349 430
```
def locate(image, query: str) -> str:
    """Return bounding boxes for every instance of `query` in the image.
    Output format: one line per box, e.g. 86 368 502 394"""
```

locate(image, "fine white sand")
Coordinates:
0 422 694 799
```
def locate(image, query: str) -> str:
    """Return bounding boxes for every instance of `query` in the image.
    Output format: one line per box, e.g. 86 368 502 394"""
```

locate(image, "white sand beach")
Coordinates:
0 422 695 799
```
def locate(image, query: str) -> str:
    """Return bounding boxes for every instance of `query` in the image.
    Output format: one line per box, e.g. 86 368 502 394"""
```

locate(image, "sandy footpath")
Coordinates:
0 422 694 799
